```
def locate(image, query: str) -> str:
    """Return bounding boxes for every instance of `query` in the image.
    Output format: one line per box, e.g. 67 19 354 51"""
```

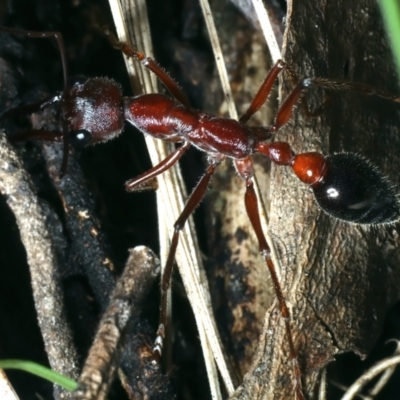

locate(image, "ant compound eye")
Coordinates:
312 153 400 224
69 129 92 148
68 75 88 88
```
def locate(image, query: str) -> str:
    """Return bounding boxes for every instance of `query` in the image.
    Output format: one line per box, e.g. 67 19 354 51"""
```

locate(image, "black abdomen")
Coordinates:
312 153 400 224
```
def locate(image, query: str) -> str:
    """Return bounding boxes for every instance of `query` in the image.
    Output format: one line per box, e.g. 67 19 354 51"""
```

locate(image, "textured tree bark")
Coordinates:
228 0 400 399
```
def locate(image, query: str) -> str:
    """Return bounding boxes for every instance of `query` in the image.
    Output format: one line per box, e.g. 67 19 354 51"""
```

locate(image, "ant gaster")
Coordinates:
1 26 400 400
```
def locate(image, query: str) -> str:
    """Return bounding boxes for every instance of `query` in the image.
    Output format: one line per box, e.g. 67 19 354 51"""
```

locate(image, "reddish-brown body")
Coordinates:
64 76 327 191
67 78 269 160
125 93 265 158
64 78 124 143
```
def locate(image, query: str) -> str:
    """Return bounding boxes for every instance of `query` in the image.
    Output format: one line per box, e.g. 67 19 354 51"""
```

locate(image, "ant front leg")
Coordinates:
125 142 191 191
234 157 305 400
153 156 223 357
272 72 400 131
104 28 190 107
309 77 400 103
239 59 287 124
1 94 64 143
0 27 69 95
244 62 400 136
0 27 73 176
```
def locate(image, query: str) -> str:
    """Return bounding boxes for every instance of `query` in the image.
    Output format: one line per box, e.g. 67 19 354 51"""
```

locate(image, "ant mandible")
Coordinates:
1 26 400 400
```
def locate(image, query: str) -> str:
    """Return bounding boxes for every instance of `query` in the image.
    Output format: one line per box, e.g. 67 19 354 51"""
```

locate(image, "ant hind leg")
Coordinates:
235 156 305 400
152 157 222 358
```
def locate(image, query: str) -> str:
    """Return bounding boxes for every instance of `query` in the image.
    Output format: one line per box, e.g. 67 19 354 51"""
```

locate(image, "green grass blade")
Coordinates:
0 360 78 391
378 0 400 79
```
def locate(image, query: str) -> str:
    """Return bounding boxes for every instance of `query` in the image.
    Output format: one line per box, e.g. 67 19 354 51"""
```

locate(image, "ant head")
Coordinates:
63 77 125 147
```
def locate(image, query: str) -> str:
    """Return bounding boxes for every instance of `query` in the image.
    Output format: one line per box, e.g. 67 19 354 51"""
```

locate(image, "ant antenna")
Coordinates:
0 27 70 176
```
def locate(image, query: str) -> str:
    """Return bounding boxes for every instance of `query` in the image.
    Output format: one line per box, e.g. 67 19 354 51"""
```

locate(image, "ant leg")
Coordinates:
235 157 305 400
238 60 327 127
278 63 326 118
6 126 67 176
1 92 66 170
104 28 190 108
57 119 70 178
310 77 400 103
0 94 62 125
153 156 223 357
284 73 400 122
239 60 286 124
0 27 69 93
301 95 332 118
269 78 313 133
125 142 191 191
0 91 67 173
0 27 72 176
274 63 400 124
8 130 63 143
